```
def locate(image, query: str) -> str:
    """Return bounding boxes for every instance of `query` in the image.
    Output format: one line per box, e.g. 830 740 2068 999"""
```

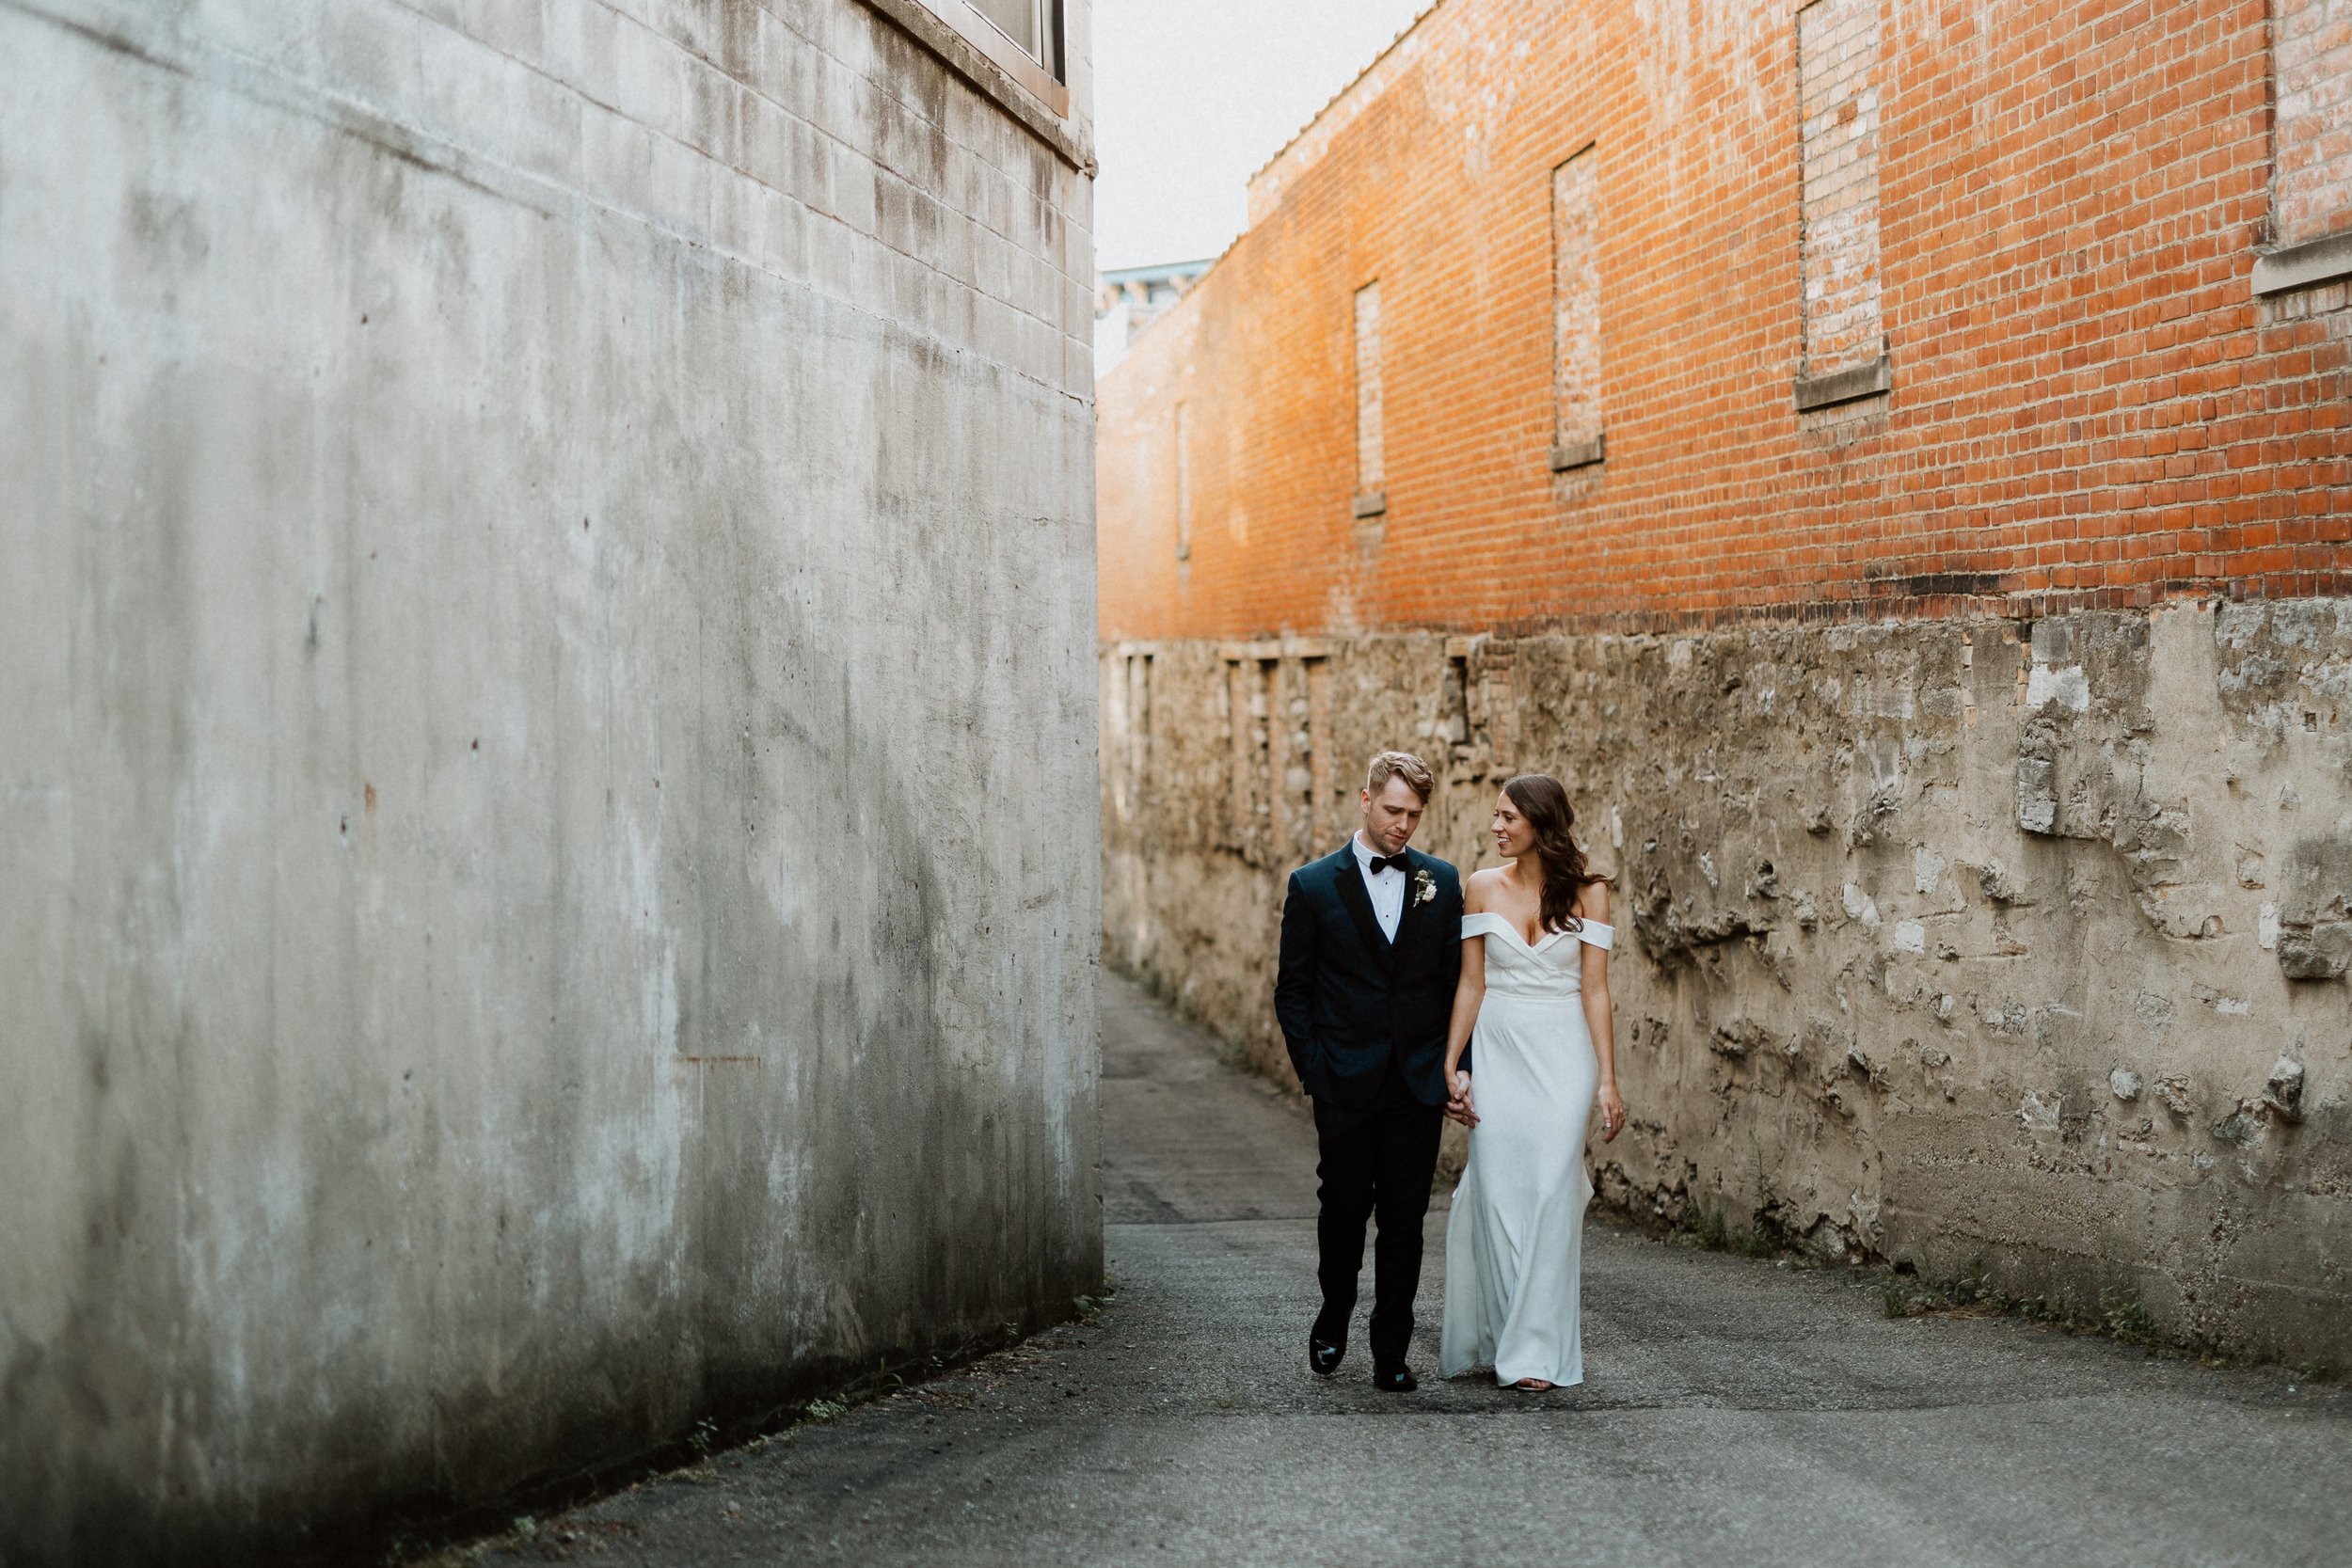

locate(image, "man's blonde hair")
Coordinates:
1364 750 1435 804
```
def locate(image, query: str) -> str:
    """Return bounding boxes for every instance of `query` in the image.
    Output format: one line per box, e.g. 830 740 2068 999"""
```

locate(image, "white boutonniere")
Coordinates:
1412 868 1437 907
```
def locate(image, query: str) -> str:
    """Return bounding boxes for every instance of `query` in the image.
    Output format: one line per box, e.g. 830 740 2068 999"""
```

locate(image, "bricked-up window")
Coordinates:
1298 657 1331 853
2261 0 2352 293
1125 654 1152 807
1549 147 1603 470
1795 0 1889 410
1226 657 1277 860
1353 281 1386 516
1174 402 1192 562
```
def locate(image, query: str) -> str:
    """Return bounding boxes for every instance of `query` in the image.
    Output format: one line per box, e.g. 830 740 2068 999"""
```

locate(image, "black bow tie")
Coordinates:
1368 853 1410 876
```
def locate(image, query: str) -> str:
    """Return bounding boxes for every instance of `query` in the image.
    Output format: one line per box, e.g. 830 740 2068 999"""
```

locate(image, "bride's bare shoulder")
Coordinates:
1462 866 1504 911
1574 878 1612 922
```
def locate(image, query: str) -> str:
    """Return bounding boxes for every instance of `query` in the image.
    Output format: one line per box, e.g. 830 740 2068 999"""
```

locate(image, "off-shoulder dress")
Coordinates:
1438 911 1614 1388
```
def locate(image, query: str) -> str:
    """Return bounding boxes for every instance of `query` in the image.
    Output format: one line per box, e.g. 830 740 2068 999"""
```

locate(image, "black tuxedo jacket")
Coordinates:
1274 842 1466 1109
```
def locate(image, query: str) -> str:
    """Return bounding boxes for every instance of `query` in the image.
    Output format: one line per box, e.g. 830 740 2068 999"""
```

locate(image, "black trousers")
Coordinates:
1311 1060 1444 1366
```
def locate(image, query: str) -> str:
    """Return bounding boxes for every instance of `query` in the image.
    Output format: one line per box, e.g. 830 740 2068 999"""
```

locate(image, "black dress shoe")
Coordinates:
1373 1362 1418 1393
1309 1337 1345 1376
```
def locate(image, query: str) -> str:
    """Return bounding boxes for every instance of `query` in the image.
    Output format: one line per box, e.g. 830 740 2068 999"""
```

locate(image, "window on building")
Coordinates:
1297 656 1331 856
1549 146 1603 471
1353 281 1386 516
1225 657 1275 858
2258 0 2352 293
898 0 1071 121
1795 0 1889 410
966 0 1064 82
1220 650 1327 866
1125 653 1153 814
1174 402 1192 563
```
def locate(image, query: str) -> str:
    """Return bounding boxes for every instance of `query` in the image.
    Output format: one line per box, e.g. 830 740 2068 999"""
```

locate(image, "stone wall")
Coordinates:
0 2 1098 1560
1103 600 2351 1363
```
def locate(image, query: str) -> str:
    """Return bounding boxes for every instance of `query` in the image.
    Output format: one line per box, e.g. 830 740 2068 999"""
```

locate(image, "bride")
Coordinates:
1438 773 1624 1391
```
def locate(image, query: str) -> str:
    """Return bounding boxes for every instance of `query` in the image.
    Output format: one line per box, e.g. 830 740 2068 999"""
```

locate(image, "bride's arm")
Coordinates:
1580 881 1624 1142
1443 879 1488 1127
1442 936 1486 1127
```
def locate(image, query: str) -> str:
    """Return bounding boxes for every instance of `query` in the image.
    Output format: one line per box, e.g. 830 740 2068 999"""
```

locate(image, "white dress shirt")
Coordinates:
1351 832 1407 942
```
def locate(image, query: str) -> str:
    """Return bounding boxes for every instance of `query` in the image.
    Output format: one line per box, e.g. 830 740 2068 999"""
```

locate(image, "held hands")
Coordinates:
1449 1073 1622 1138
1445 1070 1479 1129
1597 1082 1627 1143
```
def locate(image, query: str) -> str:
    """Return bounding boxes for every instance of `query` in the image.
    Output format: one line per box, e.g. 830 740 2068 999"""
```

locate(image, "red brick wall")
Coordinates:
1097 0 2352 643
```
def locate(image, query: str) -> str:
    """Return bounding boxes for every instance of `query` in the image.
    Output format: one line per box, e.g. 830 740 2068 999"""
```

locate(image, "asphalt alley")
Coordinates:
514 974 2352 1568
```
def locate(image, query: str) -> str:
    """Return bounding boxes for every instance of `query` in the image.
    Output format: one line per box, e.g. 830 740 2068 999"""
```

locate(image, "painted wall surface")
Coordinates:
0 1 1098 1558
1096 0 2352 1363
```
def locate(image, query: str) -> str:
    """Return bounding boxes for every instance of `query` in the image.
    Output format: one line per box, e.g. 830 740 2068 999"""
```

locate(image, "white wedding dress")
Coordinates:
1439 910 1613 1387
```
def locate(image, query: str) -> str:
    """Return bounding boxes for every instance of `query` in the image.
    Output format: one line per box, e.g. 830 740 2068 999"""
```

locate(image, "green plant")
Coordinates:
687 1418 719 1458
1879 1274 1952 1319
804 1398 848 1423
405 1544 487 1568
2099 1287 2156 1348
2006 1287 2090 1330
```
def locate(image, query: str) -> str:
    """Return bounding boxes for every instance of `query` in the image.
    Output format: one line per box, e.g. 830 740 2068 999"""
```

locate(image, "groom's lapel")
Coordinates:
1328 848 1392 963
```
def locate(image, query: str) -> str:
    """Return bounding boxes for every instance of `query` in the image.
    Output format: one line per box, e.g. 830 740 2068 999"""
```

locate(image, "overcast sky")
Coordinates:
1090 0 1430 273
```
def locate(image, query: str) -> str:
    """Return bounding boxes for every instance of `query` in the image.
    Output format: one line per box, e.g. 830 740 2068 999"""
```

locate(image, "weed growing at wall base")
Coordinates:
1875 1264 2265 1368
1668 1204 1798 1261
1654 1201 2301 1372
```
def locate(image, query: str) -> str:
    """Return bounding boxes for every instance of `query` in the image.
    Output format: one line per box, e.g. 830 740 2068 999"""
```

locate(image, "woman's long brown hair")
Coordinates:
1502 773 1611 933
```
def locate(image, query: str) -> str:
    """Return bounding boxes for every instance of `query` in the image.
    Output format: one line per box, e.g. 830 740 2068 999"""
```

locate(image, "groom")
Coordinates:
1274 750 1465 1392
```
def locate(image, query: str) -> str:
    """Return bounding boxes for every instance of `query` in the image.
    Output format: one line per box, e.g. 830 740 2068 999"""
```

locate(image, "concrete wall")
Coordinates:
0 1 1098 1559
1104 603 2351 1364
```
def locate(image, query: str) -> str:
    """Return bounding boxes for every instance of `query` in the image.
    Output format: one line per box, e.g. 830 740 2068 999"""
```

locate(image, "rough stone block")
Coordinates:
2278 922 2352 980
